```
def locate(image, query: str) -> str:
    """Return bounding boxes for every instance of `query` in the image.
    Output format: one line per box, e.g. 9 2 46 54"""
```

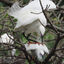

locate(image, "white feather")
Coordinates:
0 33 14 44
39 25 45 35
8 0 56 36
42 44 49 54
8 0 56 28
0 33 16 56
40 50 44 55
25 43 49 61
36 49 44 61
8 2 21 16
7 1 46 31
41 0 56 10
11 49 16 56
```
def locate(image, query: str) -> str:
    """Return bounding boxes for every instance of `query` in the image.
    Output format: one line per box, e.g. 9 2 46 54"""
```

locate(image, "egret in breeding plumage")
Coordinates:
25 42 49 61
7 0 56 60
0 33 49 61
8 0 56 36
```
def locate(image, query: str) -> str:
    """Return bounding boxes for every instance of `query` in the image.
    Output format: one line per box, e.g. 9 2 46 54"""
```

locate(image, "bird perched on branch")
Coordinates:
25 41 49 61
7 0 56 60
0 33 49 61
8 0 56 37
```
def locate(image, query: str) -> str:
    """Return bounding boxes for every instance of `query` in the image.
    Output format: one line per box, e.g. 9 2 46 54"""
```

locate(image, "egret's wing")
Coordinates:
22 13 46 35
8 0 56 30
8 2 40 28
38 13 47 26
8 1 47 29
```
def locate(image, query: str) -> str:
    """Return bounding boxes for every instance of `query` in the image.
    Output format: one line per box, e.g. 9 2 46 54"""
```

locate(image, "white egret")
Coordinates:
0 33 49 61
25 42 49 61
8 1 47 36
7 0 56 60
8 0 56 38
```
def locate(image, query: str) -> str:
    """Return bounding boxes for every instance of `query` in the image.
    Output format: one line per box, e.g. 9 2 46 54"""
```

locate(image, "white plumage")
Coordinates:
0 33 14 44
7 0 56 60
0 33 49 61
25 43 49 61
0 33 16 56
8 0 56 36
11 49 16 56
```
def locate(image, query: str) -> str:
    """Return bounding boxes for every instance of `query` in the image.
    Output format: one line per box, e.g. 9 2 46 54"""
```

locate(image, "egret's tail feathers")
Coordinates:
8 2 21 16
